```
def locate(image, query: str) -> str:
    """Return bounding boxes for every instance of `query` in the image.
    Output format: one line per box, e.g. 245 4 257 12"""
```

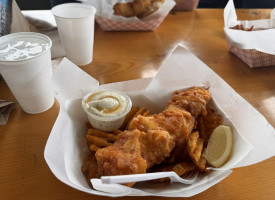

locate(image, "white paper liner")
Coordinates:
45 45 275 197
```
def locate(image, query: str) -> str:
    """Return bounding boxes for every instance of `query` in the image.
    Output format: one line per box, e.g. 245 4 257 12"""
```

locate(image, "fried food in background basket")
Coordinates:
230 24 254 31
82 87 227 187
113 0 164 19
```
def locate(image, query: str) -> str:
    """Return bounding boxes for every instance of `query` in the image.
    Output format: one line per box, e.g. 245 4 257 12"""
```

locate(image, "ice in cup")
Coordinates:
51 3 96 66
82 90 132 132
0 32 54 114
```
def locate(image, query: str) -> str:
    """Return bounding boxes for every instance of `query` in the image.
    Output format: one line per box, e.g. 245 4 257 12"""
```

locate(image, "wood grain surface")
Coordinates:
0 9 275 200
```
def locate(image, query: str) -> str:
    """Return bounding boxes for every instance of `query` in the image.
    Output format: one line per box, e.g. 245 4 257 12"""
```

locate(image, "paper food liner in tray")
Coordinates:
45 45 275 197
224 0 275 68
81 0 175 31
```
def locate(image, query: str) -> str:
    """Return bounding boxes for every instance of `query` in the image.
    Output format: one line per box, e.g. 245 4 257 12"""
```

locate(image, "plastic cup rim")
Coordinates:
0 32 52 63
51 3 97 20
82 89 132 121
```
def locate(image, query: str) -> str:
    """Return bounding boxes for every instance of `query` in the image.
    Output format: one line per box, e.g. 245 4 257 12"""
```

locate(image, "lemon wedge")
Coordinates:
203 125 233 168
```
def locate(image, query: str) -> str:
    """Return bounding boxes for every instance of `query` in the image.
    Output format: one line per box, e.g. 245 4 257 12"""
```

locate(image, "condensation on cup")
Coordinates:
0 32 54 114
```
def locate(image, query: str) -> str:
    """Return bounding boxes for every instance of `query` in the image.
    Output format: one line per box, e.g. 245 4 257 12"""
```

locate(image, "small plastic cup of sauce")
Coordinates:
82 90 132 132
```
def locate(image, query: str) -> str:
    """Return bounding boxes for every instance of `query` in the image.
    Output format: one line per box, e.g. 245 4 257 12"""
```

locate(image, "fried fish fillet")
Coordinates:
113 0 164 19
96 129 174 186
95 87 211 186
165 87 211 162
81 153 101 185
128 87 211 164
167 87 212 118
96 130 146 176
129 107 194 152
133 0 152 18
113 2 136 18
96 129 174 171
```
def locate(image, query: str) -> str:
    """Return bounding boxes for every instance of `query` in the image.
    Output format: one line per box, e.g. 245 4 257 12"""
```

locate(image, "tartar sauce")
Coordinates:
84 91 129 118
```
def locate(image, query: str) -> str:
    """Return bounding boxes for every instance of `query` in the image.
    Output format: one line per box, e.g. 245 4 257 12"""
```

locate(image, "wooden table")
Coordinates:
1 9 275 200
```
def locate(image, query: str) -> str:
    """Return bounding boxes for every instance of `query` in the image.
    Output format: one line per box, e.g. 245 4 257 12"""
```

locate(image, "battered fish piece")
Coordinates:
133 0 152 18
165 87 211 162
128 104 196 163
139 129 174 168
113 0 164 19
168 87 211 118
81 153 101 186
96 129 174 186
113 2 136 18
96 130 146 174
151 0 164 10
129 108 194 150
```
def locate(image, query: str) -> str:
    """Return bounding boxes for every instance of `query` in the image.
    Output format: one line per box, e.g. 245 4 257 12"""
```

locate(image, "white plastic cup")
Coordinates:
51 3 96 66
0 32 54 114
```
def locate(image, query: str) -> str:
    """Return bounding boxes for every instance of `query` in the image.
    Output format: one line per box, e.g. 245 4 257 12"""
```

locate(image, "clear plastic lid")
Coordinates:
0 32 52 62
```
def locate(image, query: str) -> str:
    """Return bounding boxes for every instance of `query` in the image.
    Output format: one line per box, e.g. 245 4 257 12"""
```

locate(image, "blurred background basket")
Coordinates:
95 15 167 31
225 36 275 68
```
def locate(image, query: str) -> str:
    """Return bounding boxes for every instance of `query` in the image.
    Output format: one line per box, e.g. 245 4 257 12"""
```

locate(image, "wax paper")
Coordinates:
45 45 275 197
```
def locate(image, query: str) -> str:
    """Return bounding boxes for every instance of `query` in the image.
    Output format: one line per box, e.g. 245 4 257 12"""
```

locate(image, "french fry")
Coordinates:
111 129 123 136
89 144 99 152
87 128 117 142
86 128 119 152
126 107 146 130
187 131 208 172
86 135 113 149
85 121 93 129
188 131 199 154
143 109 151 117
196 157 210 173
154 162 195 182
120 106 139 130
135 107 146 116
192 138 204 163
197 106 222 145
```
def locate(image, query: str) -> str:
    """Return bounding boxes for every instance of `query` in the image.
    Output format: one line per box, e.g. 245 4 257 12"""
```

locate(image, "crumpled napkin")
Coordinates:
0 100 15 125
